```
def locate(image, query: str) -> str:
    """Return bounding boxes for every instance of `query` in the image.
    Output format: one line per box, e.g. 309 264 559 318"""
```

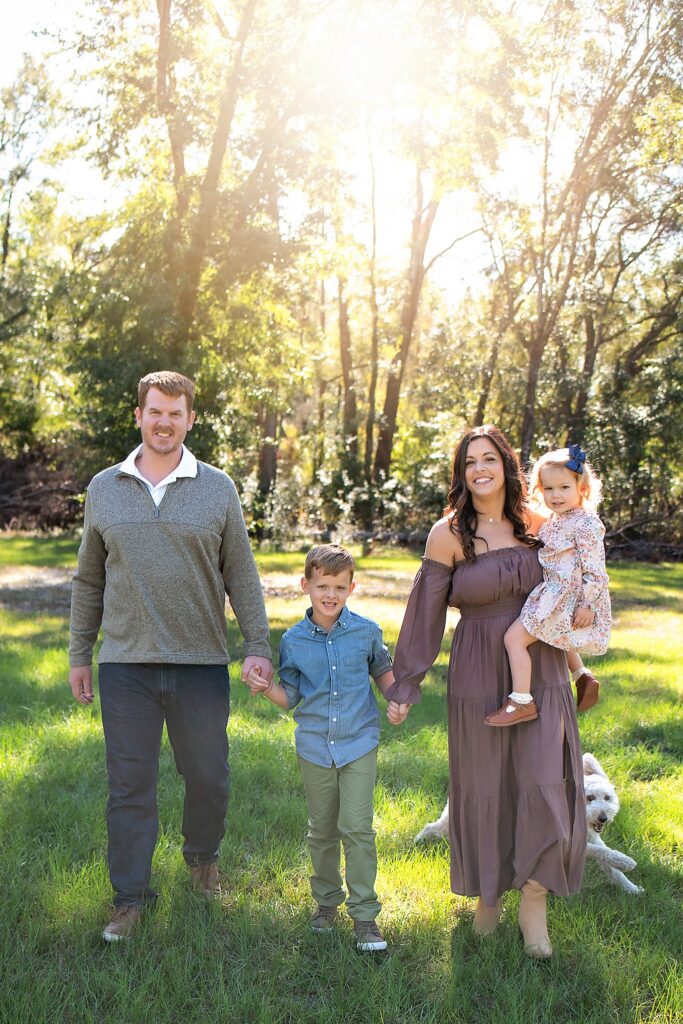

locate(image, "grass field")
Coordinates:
0 538 681 1024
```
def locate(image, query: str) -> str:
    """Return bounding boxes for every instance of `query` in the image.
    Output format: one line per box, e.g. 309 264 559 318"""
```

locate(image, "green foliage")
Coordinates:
2 1 682 539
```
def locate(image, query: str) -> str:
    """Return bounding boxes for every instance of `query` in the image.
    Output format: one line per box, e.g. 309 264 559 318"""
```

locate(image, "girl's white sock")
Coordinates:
571 667 584 682
509 691 534 704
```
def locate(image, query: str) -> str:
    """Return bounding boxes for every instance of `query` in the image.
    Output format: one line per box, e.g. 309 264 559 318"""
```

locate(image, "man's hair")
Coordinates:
137 371 196 412
304 544 355 580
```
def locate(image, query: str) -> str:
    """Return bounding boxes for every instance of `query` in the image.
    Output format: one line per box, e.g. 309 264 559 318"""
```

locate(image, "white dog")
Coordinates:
415 752 643 894
582 752 643 894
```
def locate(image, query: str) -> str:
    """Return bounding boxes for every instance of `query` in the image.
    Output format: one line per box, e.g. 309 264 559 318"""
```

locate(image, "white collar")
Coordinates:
119 444 198 486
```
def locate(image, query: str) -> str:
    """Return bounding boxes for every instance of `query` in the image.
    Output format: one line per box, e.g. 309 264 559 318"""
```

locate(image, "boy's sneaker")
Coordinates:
354 919 388 952
310 905 338 932
102 905 142 942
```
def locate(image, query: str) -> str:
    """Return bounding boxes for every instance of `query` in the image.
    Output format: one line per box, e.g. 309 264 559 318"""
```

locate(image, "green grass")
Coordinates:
0 537 681 1024
0 532 81 567
0 534 420 574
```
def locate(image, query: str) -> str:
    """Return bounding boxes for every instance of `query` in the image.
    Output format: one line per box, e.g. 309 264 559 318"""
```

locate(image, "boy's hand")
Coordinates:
387 701 410 725
245 666 272 695
572 605 594 628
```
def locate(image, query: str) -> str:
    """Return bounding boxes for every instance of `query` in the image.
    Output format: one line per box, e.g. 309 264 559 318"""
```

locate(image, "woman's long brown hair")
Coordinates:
445 425 539 563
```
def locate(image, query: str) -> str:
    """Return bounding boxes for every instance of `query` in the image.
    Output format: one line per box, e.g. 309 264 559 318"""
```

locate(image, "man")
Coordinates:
69 370 273 941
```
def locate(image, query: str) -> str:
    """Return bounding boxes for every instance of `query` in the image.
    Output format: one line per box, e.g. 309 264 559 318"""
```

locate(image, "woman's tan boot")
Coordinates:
518 879 552 958
473 896 503 936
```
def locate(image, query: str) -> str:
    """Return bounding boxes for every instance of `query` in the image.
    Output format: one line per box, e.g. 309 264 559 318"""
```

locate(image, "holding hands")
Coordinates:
387 700 410 726
242 658 289 709
245 665 272 695
241 657 411 726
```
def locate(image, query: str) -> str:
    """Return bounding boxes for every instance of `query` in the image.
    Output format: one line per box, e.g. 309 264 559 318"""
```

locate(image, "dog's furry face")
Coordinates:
583 752 619 837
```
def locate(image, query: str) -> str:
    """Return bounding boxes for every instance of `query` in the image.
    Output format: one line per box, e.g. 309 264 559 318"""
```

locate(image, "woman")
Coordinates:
386 426 586 957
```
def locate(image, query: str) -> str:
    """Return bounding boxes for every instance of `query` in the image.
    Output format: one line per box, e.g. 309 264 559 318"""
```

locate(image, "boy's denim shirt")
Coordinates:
278 604 392 768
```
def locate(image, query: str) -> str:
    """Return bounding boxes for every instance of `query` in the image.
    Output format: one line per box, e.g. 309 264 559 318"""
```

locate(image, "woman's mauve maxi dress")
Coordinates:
387 546 586 905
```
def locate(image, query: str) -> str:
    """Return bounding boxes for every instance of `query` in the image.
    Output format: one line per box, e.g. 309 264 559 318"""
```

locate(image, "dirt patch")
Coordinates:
262 569 414 601
0 565 74 613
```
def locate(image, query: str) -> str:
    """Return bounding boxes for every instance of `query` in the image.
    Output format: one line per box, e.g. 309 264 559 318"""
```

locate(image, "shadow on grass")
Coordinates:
620 720 683 760
601 646 682 668
0 534 80 568
609 564 683 614
611 592 683 614
0 649 78 726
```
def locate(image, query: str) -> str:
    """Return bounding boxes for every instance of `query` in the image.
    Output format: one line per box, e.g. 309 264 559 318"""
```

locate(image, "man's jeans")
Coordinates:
99 663 230 908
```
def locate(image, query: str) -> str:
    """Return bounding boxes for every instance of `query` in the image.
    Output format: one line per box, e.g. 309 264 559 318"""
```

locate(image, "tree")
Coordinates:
473 0 683 462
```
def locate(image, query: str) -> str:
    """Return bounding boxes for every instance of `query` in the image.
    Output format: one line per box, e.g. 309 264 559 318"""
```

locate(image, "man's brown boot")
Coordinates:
189 861 222 897
102 905 142 942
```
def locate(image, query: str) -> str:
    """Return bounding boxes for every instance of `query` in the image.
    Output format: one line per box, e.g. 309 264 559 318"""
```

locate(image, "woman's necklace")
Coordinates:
476 508 503 525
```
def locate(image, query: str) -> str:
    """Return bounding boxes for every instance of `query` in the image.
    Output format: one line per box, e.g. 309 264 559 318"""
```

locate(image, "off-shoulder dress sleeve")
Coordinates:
384 557 454 705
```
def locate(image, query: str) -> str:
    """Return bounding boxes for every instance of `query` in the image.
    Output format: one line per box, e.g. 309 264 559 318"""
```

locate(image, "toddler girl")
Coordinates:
485 444 611 727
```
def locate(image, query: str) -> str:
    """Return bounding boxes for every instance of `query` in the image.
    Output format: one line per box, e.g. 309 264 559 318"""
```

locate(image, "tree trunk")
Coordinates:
173 0 257 351
338 278 359 478
373 172 438 481
364 140 379 484
474 334 500 426
251 407 279 542
520 337 545 465
258 408 279 498
566 313 600 442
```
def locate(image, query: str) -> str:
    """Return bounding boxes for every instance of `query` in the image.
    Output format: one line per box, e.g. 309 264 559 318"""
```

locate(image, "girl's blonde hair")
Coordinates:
529 447 603 511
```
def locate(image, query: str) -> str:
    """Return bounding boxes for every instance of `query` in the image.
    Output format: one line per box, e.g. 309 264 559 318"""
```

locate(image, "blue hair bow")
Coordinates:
566 443 587 474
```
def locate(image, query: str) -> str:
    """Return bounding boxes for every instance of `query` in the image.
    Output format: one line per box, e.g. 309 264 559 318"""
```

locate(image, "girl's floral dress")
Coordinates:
520 507 611 655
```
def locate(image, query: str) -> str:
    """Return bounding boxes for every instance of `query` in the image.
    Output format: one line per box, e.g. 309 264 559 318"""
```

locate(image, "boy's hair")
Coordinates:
138 371 196 412
529 448 603 510
304 544 355 580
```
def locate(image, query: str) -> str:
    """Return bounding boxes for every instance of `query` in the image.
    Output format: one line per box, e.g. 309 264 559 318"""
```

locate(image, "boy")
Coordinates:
245 544 408 951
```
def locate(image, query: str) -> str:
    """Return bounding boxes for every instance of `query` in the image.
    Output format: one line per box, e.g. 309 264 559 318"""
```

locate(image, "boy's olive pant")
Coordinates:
298 747 380 922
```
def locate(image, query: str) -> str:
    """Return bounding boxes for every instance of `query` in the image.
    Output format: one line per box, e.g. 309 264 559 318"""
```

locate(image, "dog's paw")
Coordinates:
414 823 447 843
609 851 637 872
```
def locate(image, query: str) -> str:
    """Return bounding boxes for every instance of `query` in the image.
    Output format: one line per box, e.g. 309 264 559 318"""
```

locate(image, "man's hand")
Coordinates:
572 605 594 629
387 701 410 725
70 666 94 705
241 656 274 686
244 665 272 695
